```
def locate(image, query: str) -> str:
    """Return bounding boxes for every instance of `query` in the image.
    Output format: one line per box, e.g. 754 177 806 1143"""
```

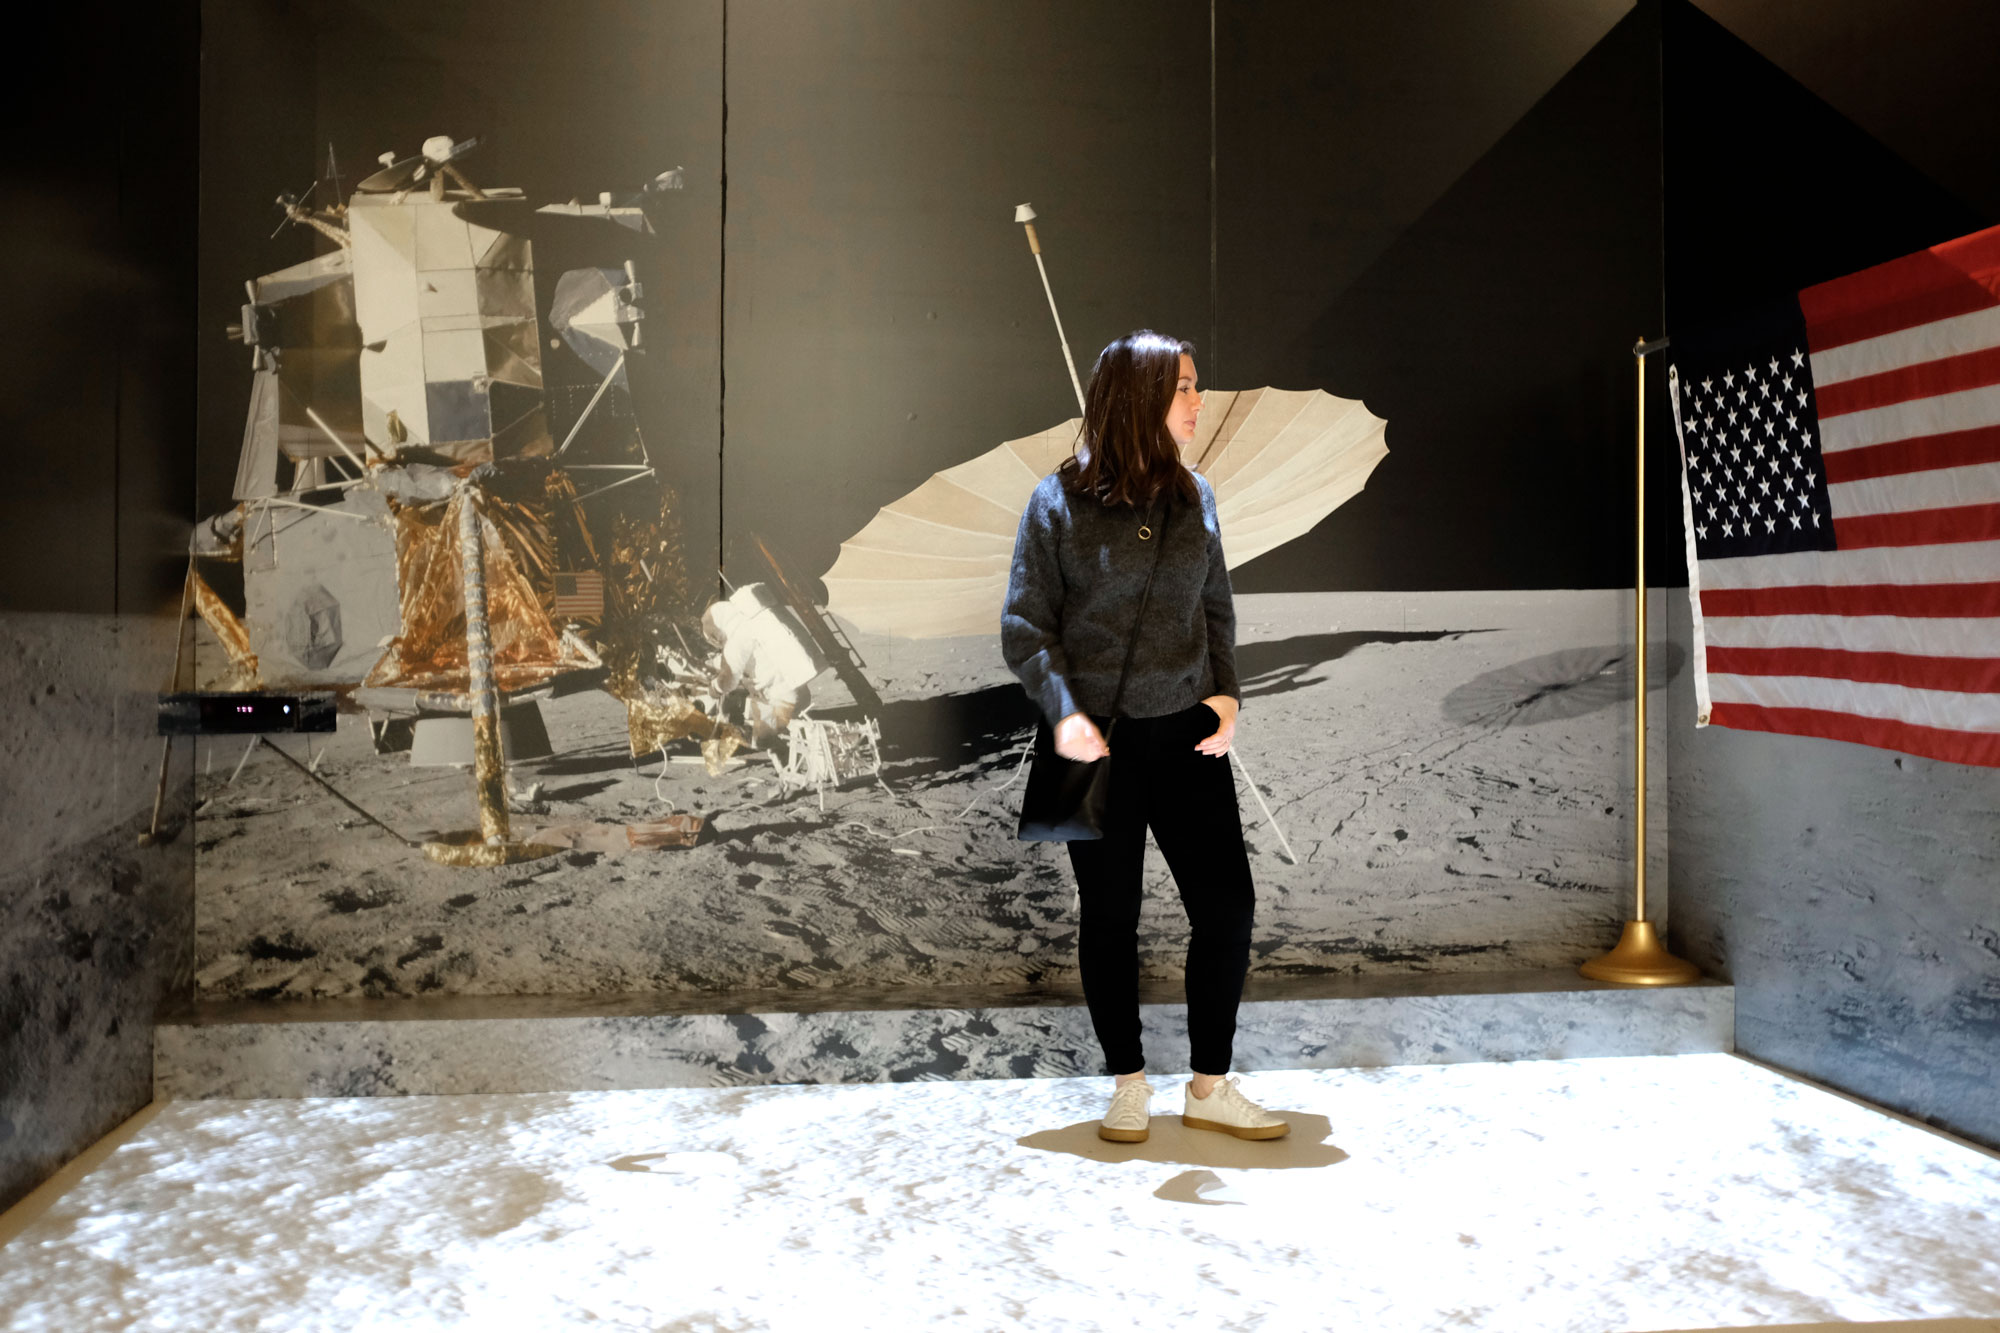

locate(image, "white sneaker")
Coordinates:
1098 1079 1154 1142
1181 1076 1289 1140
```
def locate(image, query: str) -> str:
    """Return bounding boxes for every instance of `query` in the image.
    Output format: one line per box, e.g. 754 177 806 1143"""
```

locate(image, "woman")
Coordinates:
1002 330 1287 1144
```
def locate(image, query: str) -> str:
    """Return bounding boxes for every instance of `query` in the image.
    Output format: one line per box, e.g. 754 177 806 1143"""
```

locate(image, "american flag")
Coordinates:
1672 224 2000 769
552 570 606 621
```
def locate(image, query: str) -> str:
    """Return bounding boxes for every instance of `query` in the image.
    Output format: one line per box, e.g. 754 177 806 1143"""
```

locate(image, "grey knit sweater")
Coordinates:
1002 470 1240 726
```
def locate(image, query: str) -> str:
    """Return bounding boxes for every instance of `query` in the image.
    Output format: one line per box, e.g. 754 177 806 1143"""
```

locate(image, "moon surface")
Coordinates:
189 588 1679 1002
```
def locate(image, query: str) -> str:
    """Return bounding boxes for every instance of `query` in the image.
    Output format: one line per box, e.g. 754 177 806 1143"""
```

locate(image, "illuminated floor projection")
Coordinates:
4 1055 1997 1331
188 587 1678 1002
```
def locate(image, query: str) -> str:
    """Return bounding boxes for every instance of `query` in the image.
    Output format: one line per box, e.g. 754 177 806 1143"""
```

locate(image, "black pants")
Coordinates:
1067 702 1255 1077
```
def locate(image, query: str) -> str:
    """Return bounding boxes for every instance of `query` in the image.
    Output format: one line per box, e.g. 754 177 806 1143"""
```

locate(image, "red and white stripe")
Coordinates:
1690 224 2000 767
552 570 606 620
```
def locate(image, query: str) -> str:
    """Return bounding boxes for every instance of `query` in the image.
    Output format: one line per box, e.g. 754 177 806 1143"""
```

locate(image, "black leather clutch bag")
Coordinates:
1017 715 1118 842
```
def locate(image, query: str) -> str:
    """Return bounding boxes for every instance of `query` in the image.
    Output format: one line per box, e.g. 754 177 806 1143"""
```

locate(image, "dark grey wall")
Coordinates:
1698 0 2000 222
1662 0 2000 1149
1224 1 1666 592
1215 0 1629 388
0 1 200 1210
721 0 1212 588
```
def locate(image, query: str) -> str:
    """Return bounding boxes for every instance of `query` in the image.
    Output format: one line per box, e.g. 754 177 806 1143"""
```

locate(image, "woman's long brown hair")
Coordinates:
1058 330 1200 509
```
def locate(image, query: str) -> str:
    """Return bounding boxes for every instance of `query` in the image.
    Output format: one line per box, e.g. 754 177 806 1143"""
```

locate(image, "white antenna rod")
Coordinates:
1015 204 1085 414
1229 747 1297 865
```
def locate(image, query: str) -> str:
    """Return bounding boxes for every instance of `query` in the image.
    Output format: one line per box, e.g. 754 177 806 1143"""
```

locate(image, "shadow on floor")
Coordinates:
1017 1113 1346 1172
803 684 1038 786
538 779 620 802
1238 628 1493 701
1441 641 1687 727
840 628 1499 783
524 744 642 778
1154 1168 1245 1206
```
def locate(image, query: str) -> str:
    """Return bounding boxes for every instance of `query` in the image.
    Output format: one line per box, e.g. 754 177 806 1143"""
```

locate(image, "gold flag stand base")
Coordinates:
422 830 563 868
1579 920 1700 986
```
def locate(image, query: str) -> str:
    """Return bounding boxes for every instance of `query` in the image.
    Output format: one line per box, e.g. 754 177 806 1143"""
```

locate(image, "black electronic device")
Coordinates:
157 692 338 736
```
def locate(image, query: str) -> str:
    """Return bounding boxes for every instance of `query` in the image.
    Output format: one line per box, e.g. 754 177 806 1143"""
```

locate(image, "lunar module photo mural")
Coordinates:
183 149 1420 1002
188 135 883 862
191 138 1395 864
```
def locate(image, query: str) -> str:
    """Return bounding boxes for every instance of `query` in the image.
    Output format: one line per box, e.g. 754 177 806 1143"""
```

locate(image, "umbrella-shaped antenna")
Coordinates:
822 388 1388 639
1016 204 1085 413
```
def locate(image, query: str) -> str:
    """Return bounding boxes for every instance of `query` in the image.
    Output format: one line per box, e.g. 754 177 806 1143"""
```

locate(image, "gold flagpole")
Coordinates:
1580 337 1700 986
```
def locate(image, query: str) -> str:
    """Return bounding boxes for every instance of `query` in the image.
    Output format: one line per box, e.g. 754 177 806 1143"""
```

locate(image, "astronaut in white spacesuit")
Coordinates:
700 583 830 746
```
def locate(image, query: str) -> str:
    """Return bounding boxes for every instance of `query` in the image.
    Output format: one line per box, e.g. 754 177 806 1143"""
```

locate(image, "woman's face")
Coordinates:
1164 354 1202 450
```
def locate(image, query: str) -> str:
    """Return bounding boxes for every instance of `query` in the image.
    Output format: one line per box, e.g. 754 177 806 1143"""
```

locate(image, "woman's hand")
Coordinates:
1054 712 1110 762
1195 695 1238 757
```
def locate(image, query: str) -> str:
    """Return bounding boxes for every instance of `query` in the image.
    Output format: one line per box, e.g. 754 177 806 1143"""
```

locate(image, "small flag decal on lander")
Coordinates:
553 570 606 620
